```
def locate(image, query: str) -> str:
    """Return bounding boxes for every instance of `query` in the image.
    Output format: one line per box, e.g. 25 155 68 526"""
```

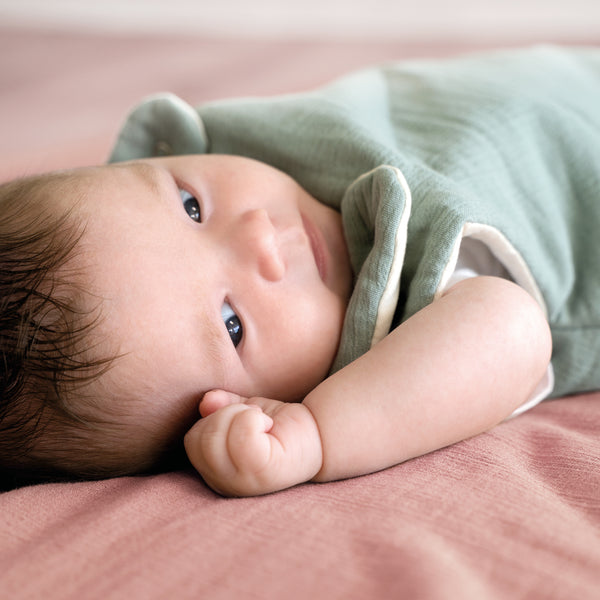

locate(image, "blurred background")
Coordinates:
2 0 599 41
1 0 599 179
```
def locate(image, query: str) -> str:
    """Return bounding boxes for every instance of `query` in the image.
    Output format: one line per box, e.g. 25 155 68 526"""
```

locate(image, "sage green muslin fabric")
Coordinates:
110 46 600 397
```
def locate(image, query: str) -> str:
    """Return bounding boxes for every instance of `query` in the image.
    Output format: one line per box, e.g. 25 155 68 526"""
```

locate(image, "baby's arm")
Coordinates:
185 276 552 495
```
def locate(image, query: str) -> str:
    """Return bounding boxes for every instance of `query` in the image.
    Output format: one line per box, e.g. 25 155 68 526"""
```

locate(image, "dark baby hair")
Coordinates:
0 172 114 489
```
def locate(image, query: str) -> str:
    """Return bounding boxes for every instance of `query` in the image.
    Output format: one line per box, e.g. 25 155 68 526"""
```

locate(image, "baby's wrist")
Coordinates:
297 402 325 483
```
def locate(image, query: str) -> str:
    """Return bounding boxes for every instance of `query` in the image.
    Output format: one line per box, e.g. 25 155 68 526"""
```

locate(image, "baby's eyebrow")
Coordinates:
116 161 165 199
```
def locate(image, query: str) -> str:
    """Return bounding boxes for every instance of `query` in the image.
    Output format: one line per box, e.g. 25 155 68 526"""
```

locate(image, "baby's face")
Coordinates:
66 155 352 449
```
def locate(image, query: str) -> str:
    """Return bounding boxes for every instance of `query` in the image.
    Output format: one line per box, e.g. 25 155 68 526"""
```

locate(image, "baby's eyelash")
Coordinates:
178 188 201 222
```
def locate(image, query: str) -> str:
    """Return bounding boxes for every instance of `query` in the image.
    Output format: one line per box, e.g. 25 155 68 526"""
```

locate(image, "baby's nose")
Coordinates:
235 209 285 282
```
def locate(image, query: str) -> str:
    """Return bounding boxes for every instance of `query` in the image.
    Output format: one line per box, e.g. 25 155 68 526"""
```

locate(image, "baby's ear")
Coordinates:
108 93 209 163
199 390 244 417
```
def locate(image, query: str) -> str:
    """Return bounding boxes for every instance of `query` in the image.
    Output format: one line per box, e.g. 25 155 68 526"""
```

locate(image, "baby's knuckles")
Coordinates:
225 406 274 474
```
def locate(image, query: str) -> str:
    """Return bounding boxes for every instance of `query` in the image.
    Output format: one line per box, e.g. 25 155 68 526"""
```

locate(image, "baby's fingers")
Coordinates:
184 404 274 495
227 406 275 473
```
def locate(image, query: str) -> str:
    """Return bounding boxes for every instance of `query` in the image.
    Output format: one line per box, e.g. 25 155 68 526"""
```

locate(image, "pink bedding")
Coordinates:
2 394 599 599
1 28 599 599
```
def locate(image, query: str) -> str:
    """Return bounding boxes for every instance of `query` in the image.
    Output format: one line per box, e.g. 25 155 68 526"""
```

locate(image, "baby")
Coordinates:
1 46 598 496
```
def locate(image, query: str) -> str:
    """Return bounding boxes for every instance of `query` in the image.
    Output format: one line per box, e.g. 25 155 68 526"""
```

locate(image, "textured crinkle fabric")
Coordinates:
2 393 600 600
110 46 600 398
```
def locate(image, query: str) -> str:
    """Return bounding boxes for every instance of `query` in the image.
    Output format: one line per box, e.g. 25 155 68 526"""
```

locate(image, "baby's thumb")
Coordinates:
199 389 246 417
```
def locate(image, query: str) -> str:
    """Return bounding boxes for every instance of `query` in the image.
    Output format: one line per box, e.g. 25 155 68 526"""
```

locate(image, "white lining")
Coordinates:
371 167 412 348
459 222 548 318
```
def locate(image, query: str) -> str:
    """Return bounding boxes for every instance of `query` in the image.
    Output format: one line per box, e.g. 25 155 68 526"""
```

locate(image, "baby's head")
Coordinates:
0 155 352 488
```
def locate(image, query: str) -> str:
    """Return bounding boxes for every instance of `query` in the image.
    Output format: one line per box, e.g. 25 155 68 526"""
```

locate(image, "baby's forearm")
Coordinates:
186 277 551 496
304 276 552 483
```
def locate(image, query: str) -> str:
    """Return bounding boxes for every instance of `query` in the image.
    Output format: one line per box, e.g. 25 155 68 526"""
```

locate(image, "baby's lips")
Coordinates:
301 214 327 282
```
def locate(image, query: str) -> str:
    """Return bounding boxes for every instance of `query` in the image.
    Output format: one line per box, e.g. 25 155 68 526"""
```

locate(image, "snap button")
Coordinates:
154 140 173 156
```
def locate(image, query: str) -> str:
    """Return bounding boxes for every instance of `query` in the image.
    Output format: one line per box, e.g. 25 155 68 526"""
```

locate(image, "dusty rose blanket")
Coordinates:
1 28 599 600
2 393 599 599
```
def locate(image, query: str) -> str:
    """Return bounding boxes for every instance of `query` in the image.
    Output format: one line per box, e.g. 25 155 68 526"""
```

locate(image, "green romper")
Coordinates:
110 46 600 400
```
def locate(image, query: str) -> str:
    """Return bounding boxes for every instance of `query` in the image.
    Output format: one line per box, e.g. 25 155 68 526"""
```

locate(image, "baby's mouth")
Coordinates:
301 215 327 282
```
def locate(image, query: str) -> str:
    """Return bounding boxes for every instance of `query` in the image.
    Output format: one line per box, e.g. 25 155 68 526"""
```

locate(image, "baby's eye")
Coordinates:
221 301 243 348
179 188 201 222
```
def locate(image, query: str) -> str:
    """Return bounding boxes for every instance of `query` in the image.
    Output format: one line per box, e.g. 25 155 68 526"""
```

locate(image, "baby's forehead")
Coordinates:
34 164 146 227
1 169 80 208
45 162 129 190
23 167 98 214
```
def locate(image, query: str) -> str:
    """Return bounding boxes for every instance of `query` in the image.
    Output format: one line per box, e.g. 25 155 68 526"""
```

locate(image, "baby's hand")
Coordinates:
184 390 323 497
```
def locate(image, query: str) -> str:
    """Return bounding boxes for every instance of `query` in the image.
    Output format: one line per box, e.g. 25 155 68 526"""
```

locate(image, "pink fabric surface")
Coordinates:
2 394 600 599
1 27 600 600
0 28 493 183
